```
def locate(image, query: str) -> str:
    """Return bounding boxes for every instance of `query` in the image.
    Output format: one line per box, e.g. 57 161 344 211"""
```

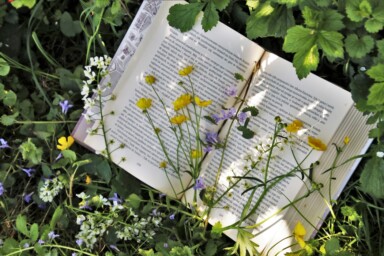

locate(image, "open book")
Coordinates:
73 1 373 254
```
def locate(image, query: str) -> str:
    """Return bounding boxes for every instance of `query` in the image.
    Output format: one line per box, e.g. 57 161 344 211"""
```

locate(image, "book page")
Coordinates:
83 1 265 197
191 52 354 251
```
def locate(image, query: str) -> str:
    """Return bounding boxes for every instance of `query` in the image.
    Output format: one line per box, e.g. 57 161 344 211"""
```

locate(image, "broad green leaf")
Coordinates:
377 39 384 61
292 45 319 79
360 156 384 198
62 149 77 162
205 240 218 256
1 238 19 254
127 193 141 209
246 0 259 10
365 18 384 33
167 3 205 32
345 34 374 59
16 215 30 237
349 74 371 103
346 0 371 22
95 0 109 8
302 8 344 31
366 64 384 81
274 0 298 8
19 138 43 165
1 112 19 126
0 57 10 76
81 154 112 183
60 12 82 37
367 82 384 106
202 1 219 32
30 223 39 242
212 0 231 11
11 0 36 9
315 0 332 7
325 237 340 254
317 30 344 58
50 205 63 229
111 0 121 15
3 90 17 107
56 68 81 91
283 26 316 53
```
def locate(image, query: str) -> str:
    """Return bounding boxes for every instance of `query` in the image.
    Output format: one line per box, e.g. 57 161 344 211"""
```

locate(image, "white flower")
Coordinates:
377 151 384 158
76 215 86 225
76 192 90 200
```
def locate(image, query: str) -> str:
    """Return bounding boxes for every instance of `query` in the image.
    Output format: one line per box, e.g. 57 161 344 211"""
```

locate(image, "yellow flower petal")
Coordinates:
170 115 188 125
344 136 350 145
145 75 156 85
191 150 202 159
286 119 303 133
308 136 327 151
293 221 307 249
57 136 75 151
136 98 152 111
85 175 92 184
195 96 212 107
173 94 192 111
178 65 194 76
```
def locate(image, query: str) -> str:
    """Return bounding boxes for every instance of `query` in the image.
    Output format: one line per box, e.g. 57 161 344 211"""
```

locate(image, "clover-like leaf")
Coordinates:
0 57 10 76
3 90 17 107
1 112 19 126
345 34 374 59
167 3 205 32
367 82 384 106
60 12 82 37
346 0 371 22
202 1 219 32
360 156 384 198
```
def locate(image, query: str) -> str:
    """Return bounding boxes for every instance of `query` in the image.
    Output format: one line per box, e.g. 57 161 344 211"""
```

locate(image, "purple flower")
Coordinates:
203 146 213 153
79 201 92 211
226 86 237 97
38 203 46 209
205 131 219 145
0 182 4 196
24 192 34 203
22 168 35 177
212 113 221 123
76 239 83 247
55 153 63 161
169 213 175 220
193 177 205 190
110 244 120 252
222 108 236 120
48 231 60 240
23 243 30 248
59 100 73 115
108 193 122 205
0 138 9 149
72 253 77 256
38 239 45 245
238 112 248 125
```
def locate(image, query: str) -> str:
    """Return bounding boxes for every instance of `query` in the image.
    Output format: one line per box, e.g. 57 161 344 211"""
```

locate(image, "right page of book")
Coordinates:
193 52 357 253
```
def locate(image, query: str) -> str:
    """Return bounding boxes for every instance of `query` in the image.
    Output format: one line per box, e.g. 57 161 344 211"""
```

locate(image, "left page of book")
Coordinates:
82 0 265 197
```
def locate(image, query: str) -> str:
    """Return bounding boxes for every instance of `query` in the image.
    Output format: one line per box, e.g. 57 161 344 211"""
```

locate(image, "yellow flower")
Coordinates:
344 136 350 145
85 175 92 184
136 98 152 111
191 149 202 159
159 161 167 168
173 94 192 111
286 119 303 133
178 65 194 76
170 115 189 125
308 136 327 151
57 136 74 151
195 96 212 108
293 221 306 248
145 75 156 85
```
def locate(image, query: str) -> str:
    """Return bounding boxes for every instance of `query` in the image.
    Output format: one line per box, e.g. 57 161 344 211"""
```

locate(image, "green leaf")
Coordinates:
234 73 245 81
19 138 43 165
365 18 384 33
204 240 218 256
202 1 219 32
111 0 121 15
366 64 384 81
212 0 230 11
292 45 320 79
81 154 112 183
50 205 63 230
345 34 374 59
62 149 77 162
1 112 19 126
242 106 259 116
302 8 344 31
367 82 384 106
0 57 10 76
95 0 109 8
317 30 344 58
274 0 298 8
237 125 255 139
1 238 19 254
314 0 332 7
10 0 36 9
56 68 81 91
3 90 17 107
377 40 384 61
127 193 142 209
60 12 82 37
167 3 205 32
325 237 340 254
283 26 316 53
30 223 39 242
346 0 371 22
16 215 30 237
360 156 384 198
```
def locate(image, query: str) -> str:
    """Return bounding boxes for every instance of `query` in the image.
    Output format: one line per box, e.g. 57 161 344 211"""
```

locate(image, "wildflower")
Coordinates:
24 192 34 203
136 98 152 111
159 161 167 168
76 239 83 247
85 175 92 184
38 177 64 203
110 245 120 252
205 131 219 145
226 86 237 97
57 136 75 151
169 213 175 220
38 239 44 245
222 108 236 120
194 96 212 107
238 112 247 125
145 75 156 85
343 136 350 145
76 215 86 225
23 243 29 248
0 138 10 149
48 231 60 240
212 113 221 123
170 114 188 125
0 183 4 196
109 193 122 205
173 94 192 111
59 100 73 115
22 168 35 177
193 177 205 190
164 243 169 248
178 65 194 76
293 221 306 248
377 151 384 158
286 119 303 133
191 149 202 159
203 146 213 153
308 136 327 151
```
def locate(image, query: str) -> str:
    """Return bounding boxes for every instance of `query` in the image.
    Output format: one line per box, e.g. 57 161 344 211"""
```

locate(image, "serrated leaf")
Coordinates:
167 3 205 33
292 45 319 79
202 1 219 32
62 149 77 162
315 0 332 7
317 30 344 58
302 8 344 31
283 26 316 53
1 238 19 254
3 90 17 107
60 12 82 37
366 64 384 81
275 0 298 8
19 138 43 165
1 112 19 126
212 0 230 11
325 237 340 253
367 82 384 106
346 0 371 22
16 215 30 237
360 156 384 198
0 57 10 76
30 223 39 242
365 18 384 33
50 205 63 229
377 40 384 61
345 34 374 59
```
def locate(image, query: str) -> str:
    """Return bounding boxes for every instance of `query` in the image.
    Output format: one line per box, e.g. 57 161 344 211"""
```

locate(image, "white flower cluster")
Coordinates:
38 177 64 202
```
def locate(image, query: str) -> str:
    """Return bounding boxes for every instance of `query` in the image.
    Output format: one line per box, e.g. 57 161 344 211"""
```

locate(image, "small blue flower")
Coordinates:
48 231 59 240
226 86 237 97
76 239 83 247
110 244 120 252
24 192 34 203
38 239 45 245
193 177 205 190
164 243 169 248
203 146 213 153
238 112 248 125
212 113 221 124
108 193 122 205
23 243 30 248
222 108 236 120
22 168 35 177
0 138 9 149
72 253 77 256
169 213 175 220
0 182 4 196
59 100 73 115
205 131 219 145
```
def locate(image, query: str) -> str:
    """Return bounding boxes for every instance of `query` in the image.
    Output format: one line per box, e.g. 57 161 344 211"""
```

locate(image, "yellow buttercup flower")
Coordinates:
136 98 152 111
159 161 167 169
191 149 202 159
195 96 212 107
344 136 350 145
293 221 306 248
145 75 156 85
308 136 327 151
178 65 194 76
173 94 192 111
170 115 189 125
85 175 92 184
57 136 74 151
286 119 303 133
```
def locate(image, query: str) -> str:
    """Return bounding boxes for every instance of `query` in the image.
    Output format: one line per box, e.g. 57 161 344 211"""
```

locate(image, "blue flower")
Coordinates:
23 243 30 248
59 100 73 115
24 192 34 203
108 192 122 205
226 86 237 97
238 112 248 125
193 177 205 190
22 168 35 177
76 239 83 247
0 138 9 149
203 146 213 153
110 244 120 252
48 231 59 240
38 239 45 245
0 182 4 196
169 213 175 220
205 131 219 145
222 108 236 120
